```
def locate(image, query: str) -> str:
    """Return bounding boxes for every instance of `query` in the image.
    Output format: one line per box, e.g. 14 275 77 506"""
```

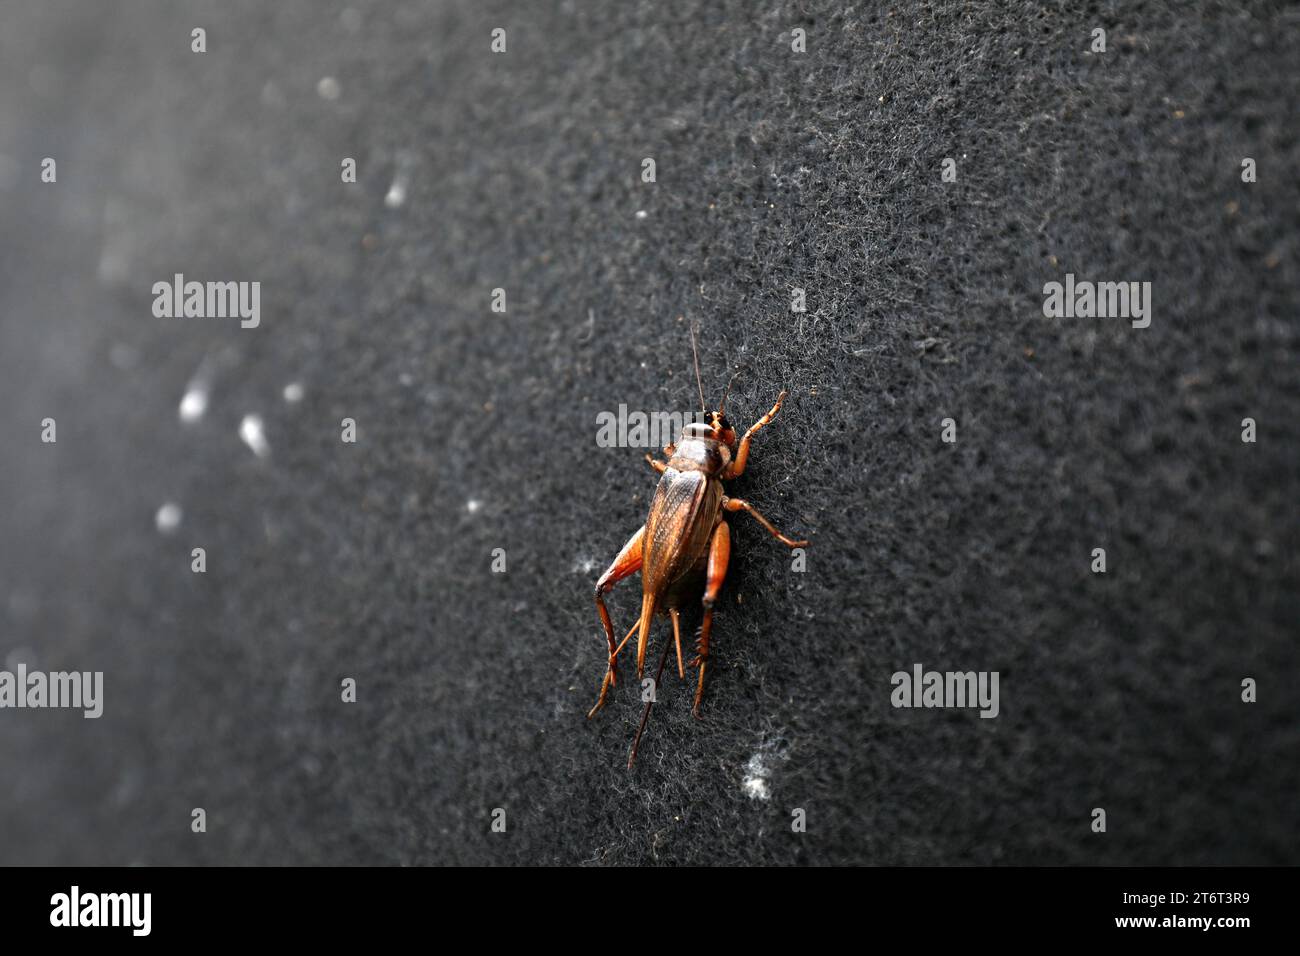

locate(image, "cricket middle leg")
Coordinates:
722 497 809 548
670 608 685 679
587 618 642 719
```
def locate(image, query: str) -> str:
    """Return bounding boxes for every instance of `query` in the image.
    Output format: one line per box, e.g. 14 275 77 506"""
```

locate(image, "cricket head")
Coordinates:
706 408 738 450
677 407 737 475
676 403 738 468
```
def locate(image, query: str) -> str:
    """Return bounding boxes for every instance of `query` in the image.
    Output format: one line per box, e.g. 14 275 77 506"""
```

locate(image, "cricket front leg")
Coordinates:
722 390 788 479
589 526 644 716
645 442 675 475
692 520 731 718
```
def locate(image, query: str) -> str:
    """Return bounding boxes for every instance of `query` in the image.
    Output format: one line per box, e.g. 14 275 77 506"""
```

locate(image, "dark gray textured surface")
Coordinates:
0 0 1296 865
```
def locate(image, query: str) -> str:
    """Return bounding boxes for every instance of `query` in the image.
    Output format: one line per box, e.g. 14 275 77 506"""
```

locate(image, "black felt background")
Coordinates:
0 0 1295 865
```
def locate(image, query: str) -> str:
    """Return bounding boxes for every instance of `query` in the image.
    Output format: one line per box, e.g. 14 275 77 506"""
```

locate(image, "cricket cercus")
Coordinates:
587 327 810 768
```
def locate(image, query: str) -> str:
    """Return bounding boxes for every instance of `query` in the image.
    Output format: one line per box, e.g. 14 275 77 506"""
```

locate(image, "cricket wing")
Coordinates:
642 468 722 597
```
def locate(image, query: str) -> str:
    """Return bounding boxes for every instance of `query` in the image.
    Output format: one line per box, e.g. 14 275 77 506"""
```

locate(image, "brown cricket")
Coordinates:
587 326 809 768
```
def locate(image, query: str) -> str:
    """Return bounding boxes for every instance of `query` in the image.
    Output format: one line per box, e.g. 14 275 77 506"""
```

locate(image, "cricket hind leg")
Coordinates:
592 526 644 696
691 520 731 718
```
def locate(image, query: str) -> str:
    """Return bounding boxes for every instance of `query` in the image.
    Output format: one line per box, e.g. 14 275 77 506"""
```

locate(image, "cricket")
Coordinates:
587 325 810 768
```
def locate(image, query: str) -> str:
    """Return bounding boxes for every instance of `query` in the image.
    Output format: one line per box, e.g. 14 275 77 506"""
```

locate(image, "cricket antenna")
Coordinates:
689 321 706 414
628 637 674 769
717 368 742 416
